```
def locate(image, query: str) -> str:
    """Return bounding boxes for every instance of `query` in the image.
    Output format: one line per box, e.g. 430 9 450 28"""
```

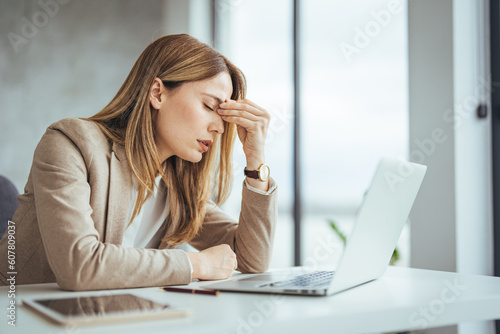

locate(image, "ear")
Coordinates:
149 77 165 110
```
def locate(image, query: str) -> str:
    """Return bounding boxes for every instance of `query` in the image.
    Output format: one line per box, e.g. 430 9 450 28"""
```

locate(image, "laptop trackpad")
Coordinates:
238 274 294 282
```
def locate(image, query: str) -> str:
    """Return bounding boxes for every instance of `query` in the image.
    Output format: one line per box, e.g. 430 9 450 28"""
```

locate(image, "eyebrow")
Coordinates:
202 93 224 104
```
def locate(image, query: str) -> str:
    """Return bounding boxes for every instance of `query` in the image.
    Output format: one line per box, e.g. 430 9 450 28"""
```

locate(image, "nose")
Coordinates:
209 113 225 134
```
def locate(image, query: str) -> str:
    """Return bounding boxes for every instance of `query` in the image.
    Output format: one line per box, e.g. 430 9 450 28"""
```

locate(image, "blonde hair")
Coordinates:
87 34 246 245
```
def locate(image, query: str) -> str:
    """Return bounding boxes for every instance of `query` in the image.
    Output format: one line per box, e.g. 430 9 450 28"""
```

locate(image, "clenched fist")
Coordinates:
186 244 237 280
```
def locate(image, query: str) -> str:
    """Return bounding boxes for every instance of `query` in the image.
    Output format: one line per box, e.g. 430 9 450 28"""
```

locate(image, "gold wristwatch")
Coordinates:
244 163 270 182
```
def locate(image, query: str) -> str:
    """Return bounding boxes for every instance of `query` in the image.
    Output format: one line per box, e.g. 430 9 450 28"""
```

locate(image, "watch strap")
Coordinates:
244 167 259 179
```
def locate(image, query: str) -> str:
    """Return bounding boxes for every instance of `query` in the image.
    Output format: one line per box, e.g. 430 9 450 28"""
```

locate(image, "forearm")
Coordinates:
233 178 278 273
188 179 278 273
45 237 192 291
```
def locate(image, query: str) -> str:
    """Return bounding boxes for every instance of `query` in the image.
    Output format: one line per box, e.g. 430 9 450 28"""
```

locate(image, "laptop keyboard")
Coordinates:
260 271 335 289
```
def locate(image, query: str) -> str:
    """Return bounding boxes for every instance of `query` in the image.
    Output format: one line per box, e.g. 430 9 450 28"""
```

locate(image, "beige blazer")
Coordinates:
0 118 277 291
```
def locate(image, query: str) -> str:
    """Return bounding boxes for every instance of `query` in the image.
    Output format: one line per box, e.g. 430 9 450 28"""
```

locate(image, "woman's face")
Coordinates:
151 71 233 163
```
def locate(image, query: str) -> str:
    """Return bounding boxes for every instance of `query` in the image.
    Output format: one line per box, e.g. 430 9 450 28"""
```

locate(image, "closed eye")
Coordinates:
204 104 215 112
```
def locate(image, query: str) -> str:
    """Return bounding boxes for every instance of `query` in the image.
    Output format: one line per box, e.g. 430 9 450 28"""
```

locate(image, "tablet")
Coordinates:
22 293 190 326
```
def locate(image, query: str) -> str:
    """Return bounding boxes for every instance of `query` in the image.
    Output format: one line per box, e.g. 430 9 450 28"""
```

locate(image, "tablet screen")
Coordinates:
23 293 189 325
35 294 170 316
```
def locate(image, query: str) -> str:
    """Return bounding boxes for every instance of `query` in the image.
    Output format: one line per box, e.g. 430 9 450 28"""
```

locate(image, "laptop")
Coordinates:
204 157 427 296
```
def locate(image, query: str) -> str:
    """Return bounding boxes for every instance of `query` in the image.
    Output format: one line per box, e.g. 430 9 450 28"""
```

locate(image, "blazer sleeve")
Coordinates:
188 178 278 273
32 128 192 291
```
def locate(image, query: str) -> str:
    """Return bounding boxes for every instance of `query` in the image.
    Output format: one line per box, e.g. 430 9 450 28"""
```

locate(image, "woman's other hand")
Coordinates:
186 244 237 280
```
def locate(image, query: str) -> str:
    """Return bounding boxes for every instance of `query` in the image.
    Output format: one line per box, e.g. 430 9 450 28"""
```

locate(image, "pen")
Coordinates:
161 287 220 296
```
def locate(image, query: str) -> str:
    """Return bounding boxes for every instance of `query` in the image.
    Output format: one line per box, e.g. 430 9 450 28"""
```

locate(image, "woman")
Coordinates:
0 34 277 291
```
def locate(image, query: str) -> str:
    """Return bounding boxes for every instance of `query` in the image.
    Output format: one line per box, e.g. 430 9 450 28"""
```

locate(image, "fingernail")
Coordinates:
220 102 226 107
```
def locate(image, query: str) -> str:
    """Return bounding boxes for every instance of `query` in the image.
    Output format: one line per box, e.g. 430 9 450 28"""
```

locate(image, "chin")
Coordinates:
180 152 203 163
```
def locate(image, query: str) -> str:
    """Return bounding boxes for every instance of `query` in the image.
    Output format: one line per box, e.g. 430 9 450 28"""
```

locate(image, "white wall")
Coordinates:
453 0 494 278
0 0 165 192
409 0 456 273
0 0 211 192
162 0 212 45
408 0 495 333
453 0 494 333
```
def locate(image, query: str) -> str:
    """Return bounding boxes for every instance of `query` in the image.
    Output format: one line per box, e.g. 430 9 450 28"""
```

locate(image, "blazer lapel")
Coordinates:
104 141 132 244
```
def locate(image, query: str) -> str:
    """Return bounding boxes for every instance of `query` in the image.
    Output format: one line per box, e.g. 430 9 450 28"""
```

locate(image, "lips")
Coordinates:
197 139 212 152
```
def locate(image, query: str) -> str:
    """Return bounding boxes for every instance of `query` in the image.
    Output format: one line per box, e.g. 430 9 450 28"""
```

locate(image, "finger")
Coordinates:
240 98 264 111
219 115 256 129
218 107 259 122
219 100 265 117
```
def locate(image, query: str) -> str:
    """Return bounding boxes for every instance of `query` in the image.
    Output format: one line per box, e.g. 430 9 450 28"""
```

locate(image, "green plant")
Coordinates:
327 219 400 265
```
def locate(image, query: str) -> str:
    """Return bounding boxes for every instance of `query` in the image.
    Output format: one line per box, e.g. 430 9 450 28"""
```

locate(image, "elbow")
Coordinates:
55 274 92 291
238 259 270 274
52 242 107 291
235 247 273 274
239 266 269 274
57 277 104 291
56 278 83 291
53 263 99 291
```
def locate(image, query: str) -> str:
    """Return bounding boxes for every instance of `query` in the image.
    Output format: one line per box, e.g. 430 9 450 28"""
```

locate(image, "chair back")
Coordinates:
0 175 19 239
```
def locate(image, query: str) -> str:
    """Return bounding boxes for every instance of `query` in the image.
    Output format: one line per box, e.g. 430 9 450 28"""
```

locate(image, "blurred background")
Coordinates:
0 0 408 268
0 1 498 333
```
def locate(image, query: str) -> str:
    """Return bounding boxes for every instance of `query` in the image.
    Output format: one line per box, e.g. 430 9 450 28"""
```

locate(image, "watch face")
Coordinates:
258 164 270 181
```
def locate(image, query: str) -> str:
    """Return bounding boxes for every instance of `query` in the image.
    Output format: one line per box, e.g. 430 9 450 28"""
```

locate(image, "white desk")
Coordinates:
1 266 500 334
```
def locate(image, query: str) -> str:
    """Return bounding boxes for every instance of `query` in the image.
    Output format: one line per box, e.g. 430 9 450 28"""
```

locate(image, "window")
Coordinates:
216 0 408 268
300 0 409 266
215 0 295 267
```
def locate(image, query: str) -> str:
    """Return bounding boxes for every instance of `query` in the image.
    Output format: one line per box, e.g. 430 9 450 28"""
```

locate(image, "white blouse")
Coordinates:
122 175 168 248
122 176 276 249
